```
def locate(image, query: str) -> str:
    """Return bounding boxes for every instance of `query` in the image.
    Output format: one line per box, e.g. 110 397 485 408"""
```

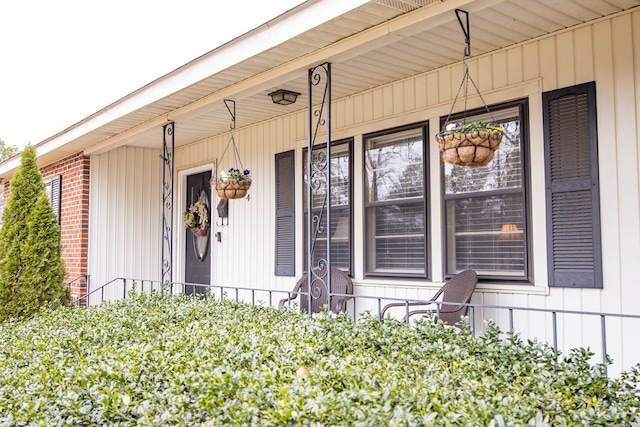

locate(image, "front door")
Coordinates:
185 171 212 295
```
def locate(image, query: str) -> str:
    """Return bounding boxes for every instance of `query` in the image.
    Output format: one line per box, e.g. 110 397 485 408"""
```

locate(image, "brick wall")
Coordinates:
40 152 90 302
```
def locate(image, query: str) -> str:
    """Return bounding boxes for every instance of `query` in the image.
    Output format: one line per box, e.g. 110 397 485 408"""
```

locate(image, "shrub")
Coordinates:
0 146 69 322
0 294 638 426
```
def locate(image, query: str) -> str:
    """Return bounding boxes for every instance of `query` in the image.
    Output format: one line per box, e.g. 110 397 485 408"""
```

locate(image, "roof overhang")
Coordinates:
1 0 639 179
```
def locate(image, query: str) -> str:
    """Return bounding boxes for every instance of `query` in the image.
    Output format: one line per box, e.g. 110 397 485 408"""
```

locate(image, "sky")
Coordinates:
0 0 304 148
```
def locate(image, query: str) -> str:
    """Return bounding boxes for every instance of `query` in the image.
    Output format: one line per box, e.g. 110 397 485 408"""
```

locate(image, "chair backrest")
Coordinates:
436 269 478 325
297 267 353 313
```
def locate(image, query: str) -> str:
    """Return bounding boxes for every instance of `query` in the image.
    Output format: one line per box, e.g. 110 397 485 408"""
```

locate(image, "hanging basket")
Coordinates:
436 130 503 167
215 179 252 200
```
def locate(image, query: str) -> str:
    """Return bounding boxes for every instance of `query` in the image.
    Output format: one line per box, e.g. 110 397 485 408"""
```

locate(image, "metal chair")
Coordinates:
278 267 354 313
380 270 478 326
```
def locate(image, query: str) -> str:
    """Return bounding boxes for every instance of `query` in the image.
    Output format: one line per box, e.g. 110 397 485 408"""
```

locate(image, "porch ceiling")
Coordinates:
4 0 639 176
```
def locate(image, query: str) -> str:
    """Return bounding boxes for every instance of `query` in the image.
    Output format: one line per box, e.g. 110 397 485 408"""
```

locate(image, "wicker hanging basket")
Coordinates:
435 10 508 168
214 179 252 200
436 130 503 167
215 100 252 200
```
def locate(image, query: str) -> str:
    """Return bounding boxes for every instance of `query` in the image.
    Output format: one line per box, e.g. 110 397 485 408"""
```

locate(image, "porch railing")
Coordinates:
77 278 640 376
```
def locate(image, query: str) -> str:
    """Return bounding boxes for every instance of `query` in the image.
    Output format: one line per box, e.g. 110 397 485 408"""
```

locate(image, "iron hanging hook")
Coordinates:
224 99 236 130
455 9 471 57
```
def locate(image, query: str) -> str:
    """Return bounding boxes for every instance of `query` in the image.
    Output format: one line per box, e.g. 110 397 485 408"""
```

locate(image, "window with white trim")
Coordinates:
443 100 529 280
364 125 428 277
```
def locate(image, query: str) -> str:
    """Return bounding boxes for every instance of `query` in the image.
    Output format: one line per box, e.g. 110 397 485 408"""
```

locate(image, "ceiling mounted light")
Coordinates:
268 89 300 105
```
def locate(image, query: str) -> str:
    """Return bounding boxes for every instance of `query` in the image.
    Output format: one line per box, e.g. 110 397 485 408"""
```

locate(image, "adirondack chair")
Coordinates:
278 267 354 313
380 270 478 326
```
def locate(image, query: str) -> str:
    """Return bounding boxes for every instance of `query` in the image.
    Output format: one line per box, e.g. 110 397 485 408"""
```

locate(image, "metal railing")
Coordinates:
78 278 640 376
66 274 90 306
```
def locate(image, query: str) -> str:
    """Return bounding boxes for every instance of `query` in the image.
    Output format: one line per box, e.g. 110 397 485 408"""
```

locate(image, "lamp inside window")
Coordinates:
499 223 521 240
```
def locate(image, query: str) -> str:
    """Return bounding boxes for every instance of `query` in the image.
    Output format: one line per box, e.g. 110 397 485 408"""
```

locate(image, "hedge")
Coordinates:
0 293 638 426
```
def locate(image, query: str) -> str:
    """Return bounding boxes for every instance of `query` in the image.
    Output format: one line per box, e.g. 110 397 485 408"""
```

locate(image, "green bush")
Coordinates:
0 293 638 426
0 146 69 322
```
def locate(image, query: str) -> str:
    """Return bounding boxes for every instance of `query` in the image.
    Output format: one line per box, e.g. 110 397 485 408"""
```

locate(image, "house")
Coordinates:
1 0 639 376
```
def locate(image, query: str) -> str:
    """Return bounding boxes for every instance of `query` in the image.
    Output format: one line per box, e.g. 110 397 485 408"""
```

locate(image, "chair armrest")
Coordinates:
380 300 436 321
278 292 299 309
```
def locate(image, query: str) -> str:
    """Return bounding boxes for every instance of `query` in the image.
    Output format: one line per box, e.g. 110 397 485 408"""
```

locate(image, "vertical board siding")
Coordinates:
611 13 640 319
88 147 162 300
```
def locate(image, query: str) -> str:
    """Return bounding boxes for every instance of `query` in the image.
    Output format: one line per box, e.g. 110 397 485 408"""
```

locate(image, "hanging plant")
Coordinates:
212 99 252 200
183 197 209 237
436 9 505 168
436 121 504 167
214 168 252 200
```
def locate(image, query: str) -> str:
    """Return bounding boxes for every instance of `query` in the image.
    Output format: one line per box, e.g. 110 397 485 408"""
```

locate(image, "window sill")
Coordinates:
353 278 549 296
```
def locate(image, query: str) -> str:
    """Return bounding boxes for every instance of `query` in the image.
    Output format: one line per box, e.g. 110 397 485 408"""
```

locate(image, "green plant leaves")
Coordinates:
0 293 638 426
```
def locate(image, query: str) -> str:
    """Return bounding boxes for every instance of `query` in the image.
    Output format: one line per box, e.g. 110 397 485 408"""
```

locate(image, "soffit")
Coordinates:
3 0 639 175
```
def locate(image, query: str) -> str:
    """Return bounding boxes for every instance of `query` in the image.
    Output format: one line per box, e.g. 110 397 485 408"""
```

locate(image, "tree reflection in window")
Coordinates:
365 126 427 276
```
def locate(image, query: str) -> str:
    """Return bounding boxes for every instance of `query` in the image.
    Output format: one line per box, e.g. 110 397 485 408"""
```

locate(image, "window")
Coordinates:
303 140 352 273
543 82 602 288
443 100 529 280
364 125 428 277
275 151 295 276
45 175 62 224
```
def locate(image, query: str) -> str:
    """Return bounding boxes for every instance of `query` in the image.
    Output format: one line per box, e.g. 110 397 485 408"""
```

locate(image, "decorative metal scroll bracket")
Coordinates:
455 9 470 57
161 122 175 289
307 62 332 313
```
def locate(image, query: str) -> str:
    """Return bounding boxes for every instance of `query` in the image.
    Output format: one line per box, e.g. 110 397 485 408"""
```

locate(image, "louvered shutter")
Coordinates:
543 82 602 288
50 175 62 224
275 150 295 276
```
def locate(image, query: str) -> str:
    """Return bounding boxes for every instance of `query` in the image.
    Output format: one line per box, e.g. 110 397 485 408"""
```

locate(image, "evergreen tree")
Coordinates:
0 146 69 322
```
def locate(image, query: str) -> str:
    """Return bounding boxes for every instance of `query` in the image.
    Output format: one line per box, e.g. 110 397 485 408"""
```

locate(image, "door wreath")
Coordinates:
183 191 210 237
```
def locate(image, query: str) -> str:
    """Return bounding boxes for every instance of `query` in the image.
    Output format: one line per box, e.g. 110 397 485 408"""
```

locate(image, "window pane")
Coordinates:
365 128 424 202
446 194 525 277
364 125 427 276
443 103 528 280
304 143 350 208
444 109 521 195
367 203 425 273
304 207 351 271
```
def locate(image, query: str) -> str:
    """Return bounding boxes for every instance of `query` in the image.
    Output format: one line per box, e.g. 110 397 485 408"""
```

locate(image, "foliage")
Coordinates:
443 121 504 134
21 194 69 305
183 199 209 230
0 138 19 163
0 146 69 323
0 293 638 426
218 167 251 182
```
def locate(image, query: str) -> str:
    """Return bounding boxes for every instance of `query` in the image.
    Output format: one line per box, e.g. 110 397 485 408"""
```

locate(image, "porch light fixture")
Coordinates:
268 89 300 105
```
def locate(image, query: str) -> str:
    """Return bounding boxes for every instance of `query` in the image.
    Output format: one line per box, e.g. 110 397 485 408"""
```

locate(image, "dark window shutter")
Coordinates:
543 81 602 288
50 175 62 224
275 150 295 276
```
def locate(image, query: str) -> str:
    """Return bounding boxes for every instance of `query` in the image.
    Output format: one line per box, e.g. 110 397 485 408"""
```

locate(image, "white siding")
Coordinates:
88 147 163 300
